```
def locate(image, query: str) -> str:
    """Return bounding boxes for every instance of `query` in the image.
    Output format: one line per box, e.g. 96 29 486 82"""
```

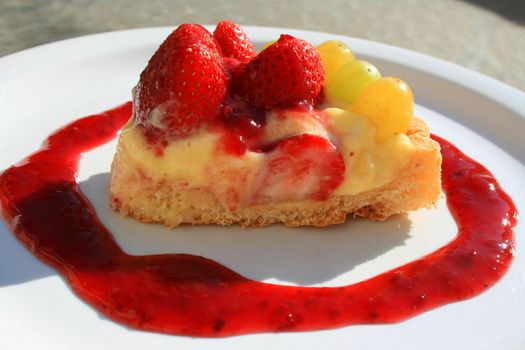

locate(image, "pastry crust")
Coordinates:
109 118 441 228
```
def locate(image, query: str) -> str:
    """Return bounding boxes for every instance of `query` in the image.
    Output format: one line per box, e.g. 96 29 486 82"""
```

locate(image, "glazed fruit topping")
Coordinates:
325 59 381 105
223 105 263 139
232 34 325 109
222 57 242 80
316 40 356 83
134 24 227 139
220 94 265 155
213 20 257 63
318 40 414 139
135 21 416 145
253 134 345 202
135 22 328 144
352 77 414 140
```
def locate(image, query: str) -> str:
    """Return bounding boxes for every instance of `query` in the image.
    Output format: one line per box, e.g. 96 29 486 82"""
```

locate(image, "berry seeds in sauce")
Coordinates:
0 102 518 337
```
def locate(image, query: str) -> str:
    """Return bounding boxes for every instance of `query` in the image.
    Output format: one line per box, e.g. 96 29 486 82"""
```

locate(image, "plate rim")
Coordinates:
1 24 524 116
0 26 524 350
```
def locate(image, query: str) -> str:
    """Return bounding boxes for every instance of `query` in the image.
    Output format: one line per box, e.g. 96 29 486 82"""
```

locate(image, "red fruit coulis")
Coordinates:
0 102 518 337
218 94 323 156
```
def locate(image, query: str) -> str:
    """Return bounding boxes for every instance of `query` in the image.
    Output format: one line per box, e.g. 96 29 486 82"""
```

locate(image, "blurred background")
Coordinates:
1 0 524 91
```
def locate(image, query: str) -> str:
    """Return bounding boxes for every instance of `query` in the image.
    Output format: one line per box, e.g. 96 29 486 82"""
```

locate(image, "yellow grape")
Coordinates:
260 40 276 52
316 40 356 82
325 59 381 105
352 77 414 140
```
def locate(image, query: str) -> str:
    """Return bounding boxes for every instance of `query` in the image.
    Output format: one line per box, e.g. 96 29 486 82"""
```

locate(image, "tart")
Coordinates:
109 21 441 227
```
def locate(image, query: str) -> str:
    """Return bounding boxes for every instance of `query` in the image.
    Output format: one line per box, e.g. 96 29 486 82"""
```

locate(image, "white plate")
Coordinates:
1 26 524 350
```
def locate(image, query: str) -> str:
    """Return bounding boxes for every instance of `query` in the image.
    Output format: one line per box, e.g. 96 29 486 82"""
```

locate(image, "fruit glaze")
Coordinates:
0 21 518 337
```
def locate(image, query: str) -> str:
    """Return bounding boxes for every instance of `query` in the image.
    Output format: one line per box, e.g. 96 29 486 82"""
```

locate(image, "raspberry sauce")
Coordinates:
219 94 265 155
0 103 518 337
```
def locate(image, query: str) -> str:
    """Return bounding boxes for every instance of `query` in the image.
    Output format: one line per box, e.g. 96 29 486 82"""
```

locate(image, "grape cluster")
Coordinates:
317 41 413 140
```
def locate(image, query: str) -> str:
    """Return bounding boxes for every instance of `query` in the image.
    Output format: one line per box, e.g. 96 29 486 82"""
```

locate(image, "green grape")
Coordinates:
325 59 381 105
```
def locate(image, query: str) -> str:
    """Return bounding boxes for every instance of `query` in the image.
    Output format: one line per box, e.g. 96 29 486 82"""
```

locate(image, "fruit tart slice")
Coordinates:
109 21 441 227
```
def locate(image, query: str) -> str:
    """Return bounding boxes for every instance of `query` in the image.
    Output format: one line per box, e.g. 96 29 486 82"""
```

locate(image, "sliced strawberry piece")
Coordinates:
233 34 324 109
134 24 227 139
253 134 344 203
213 20 256 63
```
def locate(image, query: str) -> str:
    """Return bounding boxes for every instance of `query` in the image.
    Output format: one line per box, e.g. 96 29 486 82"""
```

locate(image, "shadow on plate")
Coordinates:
80 172 412 286
0 170 413 287
0 225 56 286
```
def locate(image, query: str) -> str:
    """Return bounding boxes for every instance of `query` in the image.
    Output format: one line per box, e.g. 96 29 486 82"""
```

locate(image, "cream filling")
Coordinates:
117 107 415 204
325 108 414 195
118 125 219 186
261 108 328 143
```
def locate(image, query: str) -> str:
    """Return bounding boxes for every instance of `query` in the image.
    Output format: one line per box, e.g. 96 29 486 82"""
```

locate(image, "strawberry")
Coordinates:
174 23 222 57
213 20 256 63
222 57 243 81
233 34 324 109
134 24 227 139
253 134 344 202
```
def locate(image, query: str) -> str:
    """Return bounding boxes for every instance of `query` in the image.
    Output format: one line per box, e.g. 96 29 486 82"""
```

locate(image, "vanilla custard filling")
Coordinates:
261 108 328 144
118 107 415 200
325 108 414 195
118 125 220 186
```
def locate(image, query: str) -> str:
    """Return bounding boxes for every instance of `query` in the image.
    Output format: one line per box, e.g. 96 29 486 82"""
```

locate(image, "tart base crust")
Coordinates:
109 118 441 228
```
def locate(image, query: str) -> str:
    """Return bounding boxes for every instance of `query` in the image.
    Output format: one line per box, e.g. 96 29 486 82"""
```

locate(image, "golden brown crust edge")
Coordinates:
108 118 442 228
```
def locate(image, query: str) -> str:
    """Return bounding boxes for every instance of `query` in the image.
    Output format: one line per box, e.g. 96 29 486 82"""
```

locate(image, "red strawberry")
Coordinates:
234 34 324 109
213 20 256 63
174 23 222 57
253 134 344 203
134 24 227 139
222 57 243 82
